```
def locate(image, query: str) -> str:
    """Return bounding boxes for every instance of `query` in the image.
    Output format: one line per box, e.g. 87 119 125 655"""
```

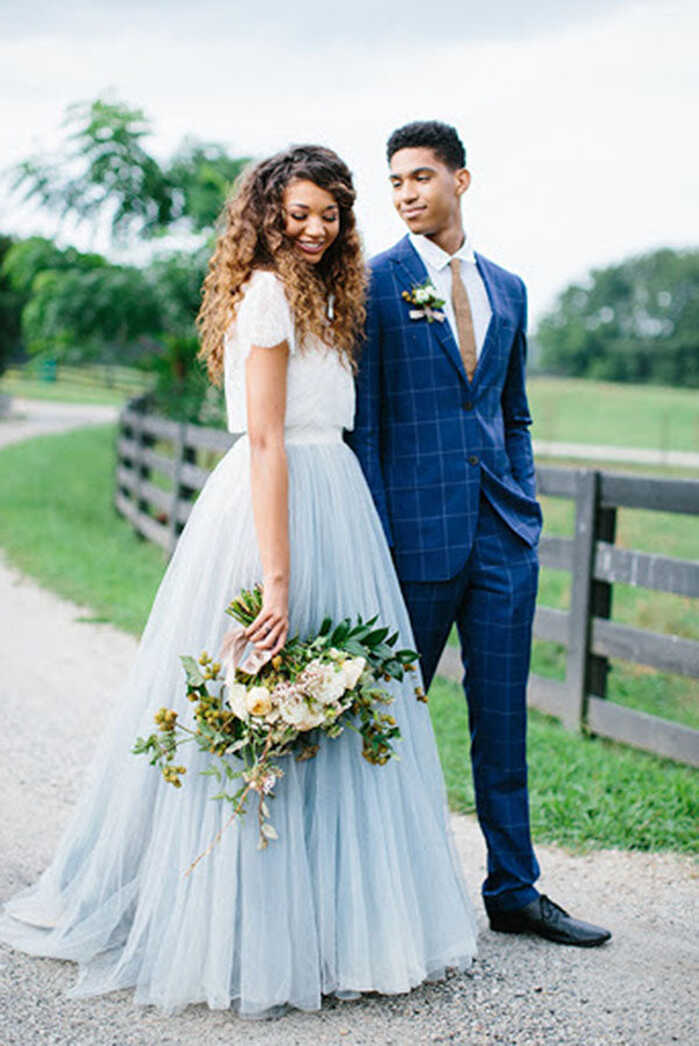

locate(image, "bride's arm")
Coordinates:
244 340 290 657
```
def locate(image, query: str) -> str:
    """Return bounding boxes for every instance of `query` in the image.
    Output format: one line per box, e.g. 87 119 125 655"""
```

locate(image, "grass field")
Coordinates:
0 374 130 406
0 364 150 407
528 377 699 452
3 367 698 453
0 423 696 853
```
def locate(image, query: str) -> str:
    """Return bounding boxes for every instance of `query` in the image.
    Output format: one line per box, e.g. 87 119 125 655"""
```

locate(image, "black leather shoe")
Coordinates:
489 894 612 947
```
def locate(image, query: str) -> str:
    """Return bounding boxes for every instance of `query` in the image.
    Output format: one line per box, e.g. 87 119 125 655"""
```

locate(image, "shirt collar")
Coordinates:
409 231 476 272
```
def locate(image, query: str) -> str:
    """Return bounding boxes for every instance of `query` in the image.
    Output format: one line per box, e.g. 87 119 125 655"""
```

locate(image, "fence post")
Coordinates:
135 415 155 521
168 423 199 555
586 498 617 707
168 422 186 556
115 406 132 508
563 470 598 730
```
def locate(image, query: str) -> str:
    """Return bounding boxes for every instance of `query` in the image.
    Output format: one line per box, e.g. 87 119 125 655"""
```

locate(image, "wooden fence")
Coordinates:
115 403 699 768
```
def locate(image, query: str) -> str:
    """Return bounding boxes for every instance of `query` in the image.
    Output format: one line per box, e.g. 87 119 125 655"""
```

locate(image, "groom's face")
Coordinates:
389 147 467 240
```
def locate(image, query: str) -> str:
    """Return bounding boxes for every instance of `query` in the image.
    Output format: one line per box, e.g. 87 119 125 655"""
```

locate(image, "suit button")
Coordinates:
463 401 473 410
468 455 479 466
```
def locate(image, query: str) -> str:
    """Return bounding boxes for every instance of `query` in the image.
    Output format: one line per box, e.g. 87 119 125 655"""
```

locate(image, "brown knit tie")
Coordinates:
450 257 477 381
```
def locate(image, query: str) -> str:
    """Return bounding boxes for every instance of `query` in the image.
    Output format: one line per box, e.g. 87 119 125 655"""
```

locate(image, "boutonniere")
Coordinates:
402 280 446 323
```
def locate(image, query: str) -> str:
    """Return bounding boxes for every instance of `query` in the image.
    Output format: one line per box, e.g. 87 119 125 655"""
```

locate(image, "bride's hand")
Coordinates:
244 577 289 657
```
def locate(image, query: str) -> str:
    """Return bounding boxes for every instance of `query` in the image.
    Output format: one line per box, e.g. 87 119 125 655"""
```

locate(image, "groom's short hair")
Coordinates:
386 121 466 170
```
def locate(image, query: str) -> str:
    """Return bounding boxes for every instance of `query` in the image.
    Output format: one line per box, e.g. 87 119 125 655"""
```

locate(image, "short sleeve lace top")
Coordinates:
223 270 355 436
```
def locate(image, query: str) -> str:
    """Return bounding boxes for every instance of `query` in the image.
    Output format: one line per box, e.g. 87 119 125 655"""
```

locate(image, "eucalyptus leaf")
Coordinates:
180 655 205 686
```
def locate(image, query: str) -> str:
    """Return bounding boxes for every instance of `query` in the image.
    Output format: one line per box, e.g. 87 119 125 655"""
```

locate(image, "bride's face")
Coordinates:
282 179 340 264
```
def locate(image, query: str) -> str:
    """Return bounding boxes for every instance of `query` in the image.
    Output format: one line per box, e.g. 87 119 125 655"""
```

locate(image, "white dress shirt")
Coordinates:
409 231 492 358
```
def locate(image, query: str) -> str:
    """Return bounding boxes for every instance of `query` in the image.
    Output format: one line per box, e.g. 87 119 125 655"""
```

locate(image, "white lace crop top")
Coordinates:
223 270 355 437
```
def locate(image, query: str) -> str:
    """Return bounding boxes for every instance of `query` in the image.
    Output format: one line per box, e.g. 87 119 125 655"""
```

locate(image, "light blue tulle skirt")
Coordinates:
0 430 477 1017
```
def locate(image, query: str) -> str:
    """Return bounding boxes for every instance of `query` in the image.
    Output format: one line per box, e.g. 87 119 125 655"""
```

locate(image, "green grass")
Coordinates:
0 374 130 406
429 677 698 853
0 426 165 634
529 376 699 452
1 363 151 406
0 424 696 853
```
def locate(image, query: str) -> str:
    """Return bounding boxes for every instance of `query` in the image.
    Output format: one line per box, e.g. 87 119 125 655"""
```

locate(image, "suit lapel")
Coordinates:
391 237 469 388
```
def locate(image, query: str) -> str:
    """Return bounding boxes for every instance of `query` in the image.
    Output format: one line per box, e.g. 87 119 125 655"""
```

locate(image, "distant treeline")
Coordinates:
534 248 699 388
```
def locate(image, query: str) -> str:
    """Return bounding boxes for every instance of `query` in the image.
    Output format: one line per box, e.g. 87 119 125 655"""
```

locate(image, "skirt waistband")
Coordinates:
284 426 343 445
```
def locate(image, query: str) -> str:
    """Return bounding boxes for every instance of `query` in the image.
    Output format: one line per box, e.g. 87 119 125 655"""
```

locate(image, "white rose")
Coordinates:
246 685 272 717
281 693 325 731
340 656 366 691
316 664 347 705
227 680 249 721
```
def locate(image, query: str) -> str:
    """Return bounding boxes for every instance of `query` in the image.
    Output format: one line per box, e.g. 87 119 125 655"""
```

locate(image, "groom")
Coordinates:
349 121 610 946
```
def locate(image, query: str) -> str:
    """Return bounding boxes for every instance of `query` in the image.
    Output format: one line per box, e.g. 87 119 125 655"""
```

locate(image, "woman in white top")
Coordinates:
0 145 476 1018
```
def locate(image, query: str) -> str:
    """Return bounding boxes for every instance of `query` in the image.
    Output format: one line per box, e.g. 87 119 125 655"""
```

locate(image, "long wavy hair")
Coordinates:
197 145 366 382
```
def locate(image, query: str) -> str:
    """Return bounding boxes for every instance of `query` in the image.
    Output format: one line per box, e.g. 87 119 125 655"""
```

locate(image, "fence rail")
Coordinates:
115 402 699 768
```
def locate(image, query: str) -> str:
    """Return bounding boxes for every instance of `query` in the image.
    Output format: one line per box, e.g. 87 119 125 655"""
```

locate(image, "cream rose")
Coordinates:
246 685 272 717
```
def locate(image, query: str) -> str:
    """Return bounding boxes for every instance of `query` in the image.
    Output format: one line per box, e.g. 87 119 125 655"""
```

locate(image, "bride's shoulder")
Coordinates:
231 269 295 353
239 269 288 313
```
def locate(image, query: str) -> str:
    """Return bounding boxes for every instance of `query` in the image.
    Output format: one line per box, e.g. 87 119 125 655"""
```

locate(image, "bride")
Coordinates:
0 144 477 1017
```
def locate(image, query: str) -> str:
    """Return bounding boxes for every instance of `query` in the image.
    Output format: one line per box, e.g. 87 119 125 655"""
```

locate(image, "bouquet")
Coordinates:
133 585 423 867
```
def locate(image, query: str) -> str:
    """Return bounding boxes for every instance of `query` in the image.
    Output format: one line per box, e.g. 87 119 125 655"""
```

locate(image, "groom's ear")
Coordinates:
455 168 471 197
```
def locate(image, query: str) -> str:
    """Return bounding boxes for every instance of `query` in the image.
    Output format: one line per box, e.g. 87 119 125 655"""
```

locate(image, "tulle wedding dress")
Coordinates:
0 271 477 1017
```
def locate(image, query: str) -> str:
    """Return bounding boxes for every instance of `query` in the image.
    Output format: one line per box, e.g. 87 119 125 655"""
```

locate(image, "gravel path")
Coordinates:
0 560 696 1046
0 397 118 450
0 404 697 1045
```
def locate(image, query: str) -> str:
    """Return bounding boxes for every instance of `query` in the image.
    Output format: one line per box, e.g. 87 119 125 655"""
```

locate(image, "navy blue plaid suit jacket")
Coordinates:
347 235 542 582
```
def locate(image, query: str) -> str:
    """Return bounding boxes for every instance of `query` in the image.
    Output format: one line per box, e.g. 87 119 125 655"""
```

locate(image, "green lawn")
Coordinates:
429 677 697 854
0 426 165 634
0 374 131 406
0 363 150 406
529 376 699 452
0 423 696 853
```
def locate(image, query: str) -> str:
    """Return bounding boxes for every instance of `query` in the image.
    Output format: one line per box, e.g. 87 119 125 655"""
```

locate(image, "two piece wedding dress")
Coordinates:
0 271 476 1017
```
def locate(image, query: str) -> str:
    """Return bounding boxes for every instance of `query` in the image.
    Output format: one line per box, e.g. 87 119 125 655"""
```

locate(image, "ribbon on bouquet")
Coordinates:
220 621 274 676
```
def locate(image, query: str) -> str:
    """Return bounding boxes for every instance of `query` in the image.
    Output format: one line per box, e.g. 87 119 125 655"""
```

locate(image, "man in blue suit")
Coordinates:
348 121 610 947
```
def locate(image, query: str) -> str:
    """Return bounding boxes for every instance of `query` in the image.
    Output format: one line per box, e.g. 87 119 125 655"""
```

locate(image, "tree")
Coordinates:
21 263 162 366
536 248 699 387
4 96 247 420
166 139 248 234
0 236 25 375
9 96 249 243
140 247 224 423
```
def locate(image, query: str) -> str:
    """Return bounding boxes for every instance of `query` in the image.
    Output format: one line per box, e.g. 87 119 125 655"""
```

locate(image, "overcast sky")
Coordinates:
1 0 697 322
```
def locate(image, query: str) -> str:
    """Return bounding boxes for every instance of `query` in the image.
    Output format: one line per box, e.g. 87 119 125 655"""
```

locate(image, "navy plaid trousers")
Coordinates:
399 494 540 913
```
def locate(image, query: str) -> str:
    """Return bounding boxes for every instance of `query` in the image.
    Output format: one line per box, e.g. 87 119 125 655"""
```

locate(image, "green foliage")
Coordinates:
139 247 223 424
8 95 247 243
166 139 249 233
0 235 25 374
536 248 699 387
4 95 248 416
10 97 175 242
22 263 162 364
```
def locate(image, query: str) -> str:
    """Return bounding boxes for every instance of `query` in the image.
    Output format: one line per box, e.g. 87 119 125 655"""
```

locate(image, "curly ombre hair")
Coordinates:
197 145 366 382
